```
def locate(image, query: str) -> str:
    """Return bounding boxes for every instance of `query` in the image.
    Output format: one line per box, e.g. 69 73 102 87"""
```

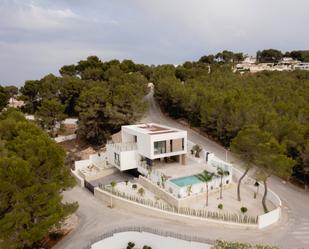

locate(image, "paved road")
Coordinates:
56 89 309 249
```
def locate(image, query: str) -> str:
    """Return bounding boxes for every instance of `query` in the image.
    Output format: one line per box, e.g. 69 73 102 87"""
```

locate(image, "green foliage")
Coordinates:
20 56 149 145
196 171 215 206
186 185 192 196
192 144 202 158
0 85 10 111
218 203 223 210
0 109 77 249
285 50 309 62
3 85 18 97
127 241 135 249
132 184 137 189
211 240 281 249
240 207 248 214
143 246 152 249
154 65 308 185
257 49 283 63
35 99 66 130
110 181 117 189
138 187 145 197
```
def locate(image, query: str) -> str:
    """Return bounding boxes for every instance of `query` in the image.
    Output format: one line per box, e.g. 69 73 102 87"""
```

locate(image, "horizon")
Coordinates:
1 0 308 86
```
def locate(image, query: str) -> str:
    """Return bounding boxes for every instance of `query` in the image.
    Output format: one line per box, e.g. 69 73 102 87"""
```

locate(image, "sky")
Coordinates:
0 0 308 86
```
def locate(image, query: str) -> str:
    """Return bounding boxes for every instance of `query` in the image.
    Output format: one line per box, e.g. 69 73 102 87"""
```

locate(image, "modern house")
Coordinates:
294 62 309 70
106 123 187 171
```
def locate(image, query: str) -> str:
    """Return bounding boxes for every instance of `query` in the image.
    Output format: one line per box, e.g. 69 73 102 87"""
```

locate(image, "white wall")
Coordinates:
122 126 187 160
106 144 140 171
54 134 76 143
122 128 152 158
150 131 187 160
91 231 211 249
258 208 281 229
120 150 140 171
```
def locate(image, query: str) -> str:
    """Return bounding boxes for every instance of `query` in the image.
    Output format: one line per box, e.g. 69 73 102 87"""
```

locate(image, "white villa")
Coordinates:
104 123 232 200
106 123 187 171
72 123 281 229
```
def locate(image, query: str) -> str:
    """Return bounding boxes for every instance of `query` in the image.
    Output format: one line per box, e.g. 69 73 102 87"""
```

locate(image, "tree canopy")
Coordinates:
0 85 10 111
20 56 149 145
0 109 77 249
154 63 309 185
256 49 283 63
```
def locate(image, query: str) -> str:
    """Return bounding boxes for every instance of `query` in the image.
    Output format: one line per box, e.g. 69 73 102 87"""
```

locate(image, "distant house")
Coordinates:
62 118 78 130
235 56 308 73
294 62 309 71
25 114 35 121
8 97 25 108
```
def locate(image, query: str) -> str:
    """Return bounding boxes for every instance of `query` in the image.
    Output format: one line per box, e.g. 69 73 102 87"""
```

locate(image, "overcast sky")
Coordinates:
0 0 308 86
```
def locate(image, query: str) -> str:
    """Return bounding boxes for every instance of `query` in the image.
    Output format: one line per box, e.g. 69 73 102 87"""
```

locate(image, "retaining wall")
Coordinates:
137 176 180 208
94 187 258 229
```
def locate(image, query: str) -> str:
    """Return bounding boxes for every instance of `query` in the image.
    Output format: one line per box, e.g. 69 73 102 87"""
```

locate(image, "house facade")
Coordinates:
106 123 187 171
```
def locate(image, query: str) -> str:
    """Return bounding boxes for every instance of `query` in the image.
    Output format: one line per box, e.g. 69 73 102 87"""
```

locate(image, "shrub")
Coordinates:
138 187 145 196
240 207 248 214
143 246 152 249
132 184 137 190
110 181 117 189
127 241 135 249
192 144 202 158
218 203 223 210
49 231 63 240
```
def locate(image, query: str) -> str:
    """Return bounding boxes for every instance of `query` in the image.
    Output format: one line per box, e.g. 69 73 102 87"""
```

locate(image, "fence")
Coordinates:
83 226 214 249
100 185 258 225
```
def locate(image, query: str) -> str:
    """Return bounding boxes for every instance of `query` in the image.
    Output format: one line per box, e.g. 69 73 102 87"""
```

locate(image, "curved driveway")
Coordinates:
56 90 309 249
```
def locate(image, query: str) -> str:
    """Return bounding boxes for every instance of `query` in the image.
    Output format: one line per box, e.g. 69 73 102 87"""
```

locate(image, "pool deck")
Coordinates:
153 158 215 180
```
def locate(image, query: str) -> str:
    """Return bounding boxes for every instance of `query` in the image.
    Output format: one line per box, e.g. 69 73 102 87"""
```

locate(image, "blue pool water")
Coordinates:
170 175 202 187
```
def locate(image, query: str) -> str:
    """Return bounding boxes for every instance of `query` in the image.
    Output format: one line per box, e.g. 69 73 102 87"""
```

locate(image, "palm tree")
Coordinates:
196 171 214 206
110 181 117 208
186 185 192 196
217 167 230 199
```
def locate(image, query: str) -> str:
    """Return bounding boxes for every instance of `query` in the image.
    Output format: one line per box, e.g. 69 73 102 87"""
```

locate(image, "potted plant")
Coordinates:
192 144 202 158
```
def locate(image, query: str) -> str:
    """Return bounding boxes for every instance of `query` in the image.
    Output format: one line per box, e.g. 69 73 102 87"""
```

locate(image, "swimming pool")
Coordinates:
170 175 202 187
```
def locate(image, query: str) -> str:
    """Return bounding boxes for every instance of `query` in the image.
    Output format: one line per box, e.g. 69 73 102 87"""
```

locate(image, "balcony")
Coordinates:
106 142 137 152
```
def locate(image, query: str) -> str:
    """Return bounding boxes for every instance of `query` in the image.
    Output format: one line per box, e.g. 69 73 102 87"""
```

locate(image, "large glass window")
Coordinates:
154 140 166 155
114 152 120 166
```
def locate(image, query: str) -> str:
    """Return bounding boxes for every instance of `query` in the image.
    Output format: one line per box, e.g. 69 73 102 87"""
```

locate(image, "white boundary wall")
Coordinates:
94 188 258 229
91 231 211 249
54 134 76 143
232 167 282 229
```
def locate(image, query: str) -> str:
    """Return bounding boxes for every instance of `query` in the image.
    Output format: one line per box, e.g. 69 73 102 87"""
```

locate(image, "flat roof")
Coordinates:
123 123 185 135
